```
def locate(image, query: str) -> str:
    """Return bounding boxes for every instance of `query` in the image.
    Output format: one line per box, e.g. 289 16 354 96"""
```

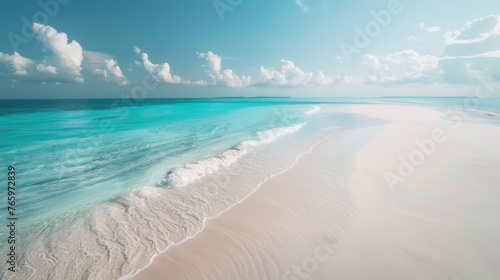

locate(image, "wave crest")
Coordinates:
305 106 322 115
161 123 305 187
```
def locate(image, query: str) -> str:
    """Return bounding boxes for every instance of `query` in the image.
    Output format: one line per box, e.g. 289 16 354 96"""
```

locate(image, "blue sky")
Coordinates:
0 0 499 98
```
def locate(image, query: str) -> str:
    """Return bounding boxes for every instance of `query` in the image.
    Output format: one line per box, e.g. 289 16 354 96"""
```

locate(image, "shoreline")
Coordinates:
133 104 500 280
132 126 373 280
125 124 346 279
5 102 339 280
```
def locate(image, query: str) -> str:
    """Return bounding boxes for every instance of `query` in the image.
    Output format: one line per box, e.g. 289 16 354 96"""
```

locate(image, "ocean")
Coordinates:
1 97 499 279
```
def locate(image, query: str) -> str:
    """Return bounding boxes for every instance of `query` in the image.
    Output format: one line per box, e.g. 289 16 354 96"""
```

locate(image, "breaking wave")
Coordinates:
160 123 305 187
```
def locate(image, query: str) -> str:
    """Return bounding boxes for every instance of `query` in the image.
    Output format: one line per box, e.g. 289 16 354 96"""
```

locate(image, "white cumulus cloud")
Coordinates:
93 59 129 86
259 59 334 87
134 47 210 86
33 23 84 82
198 51 251 88
140 52 182 84
36 64 58 74
133 46 141 55
0 52 33 75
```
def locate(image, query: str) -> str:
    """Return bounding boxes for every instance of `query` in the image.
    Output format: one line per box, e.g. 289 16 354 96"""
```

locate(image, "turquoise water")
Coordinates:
0 98 366 223
1 97 499 279
1 99 302 223
0 98 386 224
0 98 381 279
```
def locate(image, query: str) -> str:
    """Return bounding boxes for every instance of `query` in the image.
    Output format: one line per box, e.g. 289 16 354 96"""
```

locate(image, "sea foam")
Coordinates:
305 106 322 115
161 123 305 187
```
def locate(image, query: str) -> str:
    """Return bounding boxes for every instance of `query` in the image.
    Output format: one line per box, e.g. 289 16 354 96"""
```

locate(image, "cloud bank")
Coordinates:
1 15 500 93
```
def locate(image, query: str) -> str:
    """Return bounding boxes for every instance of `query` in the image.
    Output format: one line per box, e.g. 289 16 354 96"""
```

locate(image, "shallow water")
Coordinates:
1 97 498 279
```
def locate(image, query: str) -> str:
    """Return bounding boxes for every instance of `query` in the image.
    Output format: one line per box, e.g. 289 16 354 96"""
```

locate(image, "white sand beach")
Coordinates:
132 104 500 280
